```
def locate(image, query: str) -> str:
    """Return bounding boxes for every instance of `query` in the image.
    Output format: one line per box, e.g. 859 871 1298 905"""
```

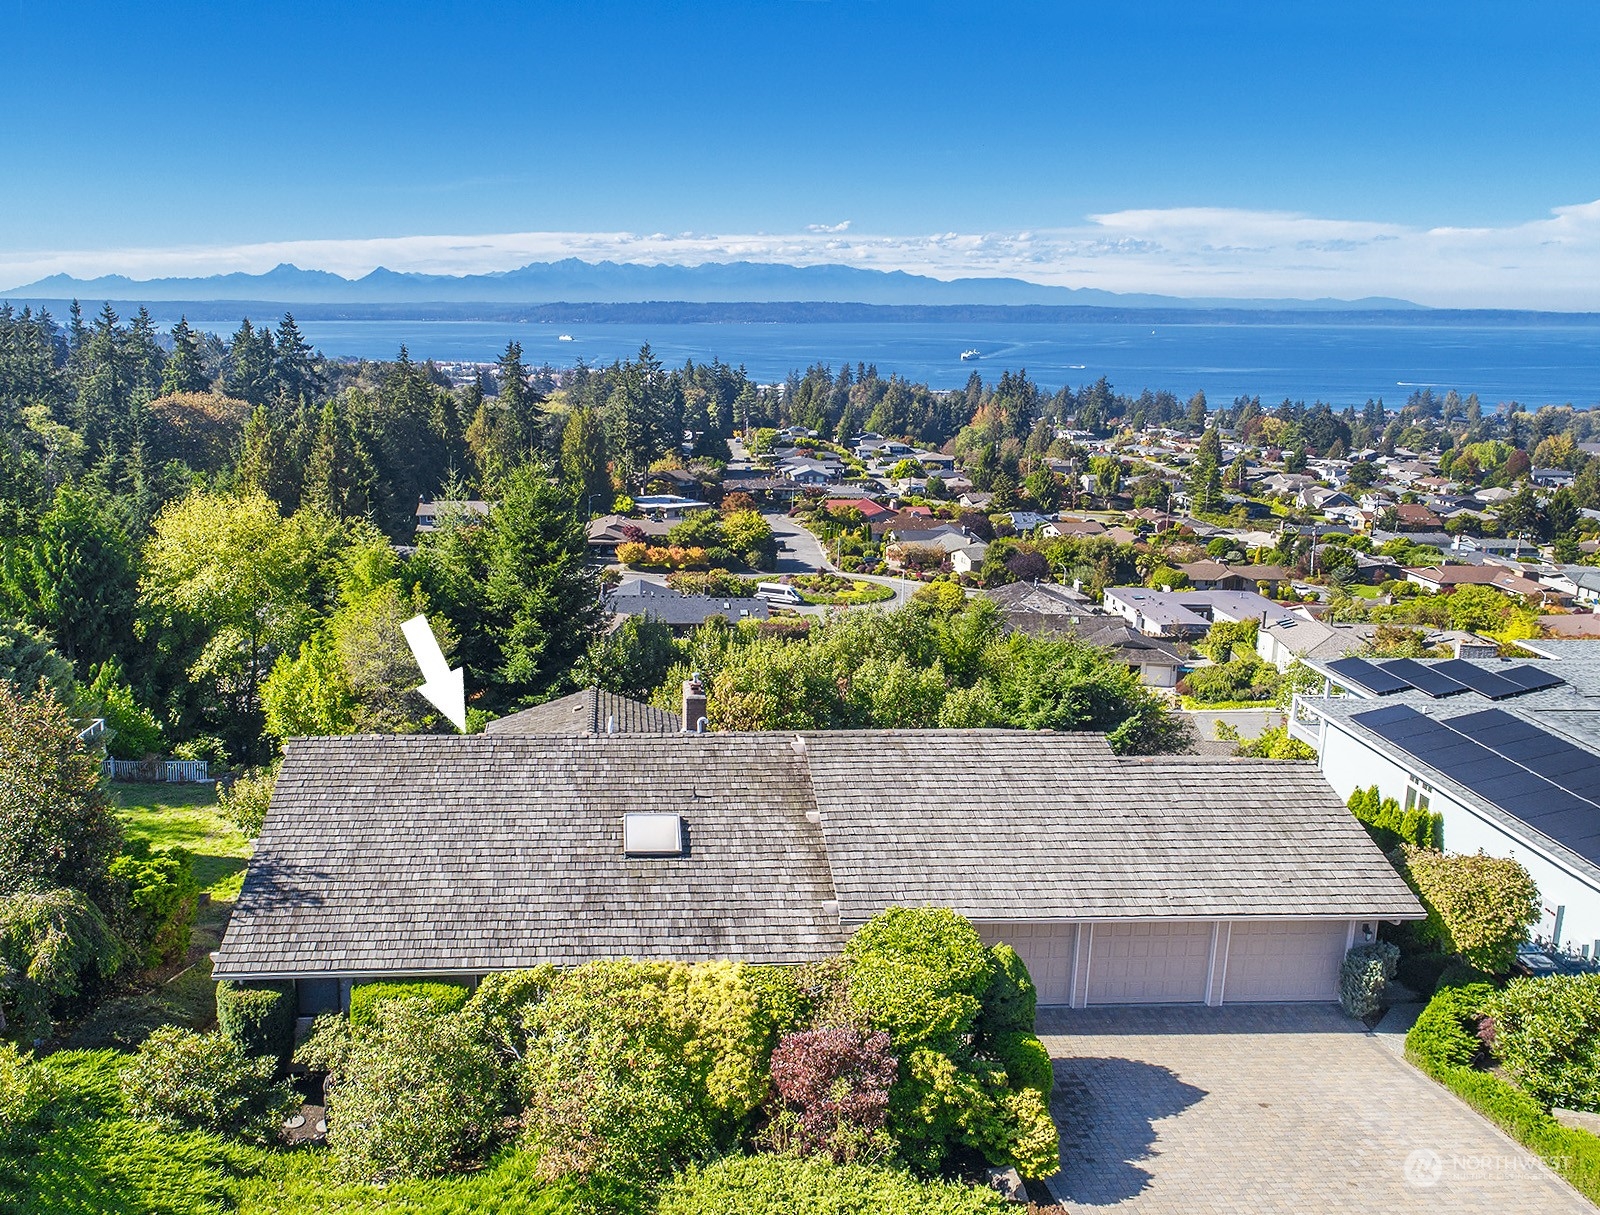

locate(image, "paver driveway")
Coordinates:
1037 1004 1590 1214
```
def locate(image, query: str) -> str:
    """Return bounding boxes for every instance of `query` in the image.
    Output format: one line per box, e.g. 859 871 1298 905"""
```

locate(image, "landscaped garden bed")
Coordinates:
1 907 1061 1214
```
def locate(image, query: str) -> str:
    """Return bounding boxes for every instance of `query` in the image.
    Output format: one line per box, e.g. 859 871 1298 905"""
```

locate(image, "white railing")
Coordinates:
1287 694 1326 750
101 758 211 783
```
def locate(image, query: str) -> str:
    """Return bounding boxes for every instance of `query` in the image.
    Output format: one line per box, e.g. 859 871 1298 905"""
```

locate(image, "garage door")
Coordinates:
1222 920 1350 1002
975 922 1075 1006
1087 922 1211 1004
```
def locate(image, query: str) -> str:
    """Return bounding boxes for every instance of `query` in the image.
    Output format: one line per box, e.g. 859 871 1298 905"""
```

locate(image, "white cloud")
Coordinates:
5 202 1600 307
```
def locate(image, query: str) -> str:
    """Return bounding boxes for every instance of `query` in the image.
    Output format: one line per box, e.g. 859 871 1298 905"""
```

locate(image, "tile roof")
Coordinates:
215 730 1422 979
485 688 679 736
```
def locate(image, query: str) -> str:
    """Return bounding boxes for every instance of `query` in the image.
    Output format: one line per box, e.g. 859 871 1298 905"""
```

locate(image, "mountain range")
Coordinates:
3 259 1424 311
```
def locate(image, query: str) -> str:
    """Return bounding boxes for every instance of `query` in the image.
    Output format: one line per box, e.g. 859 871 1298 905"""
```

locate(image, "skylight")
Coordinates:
624 813 684 856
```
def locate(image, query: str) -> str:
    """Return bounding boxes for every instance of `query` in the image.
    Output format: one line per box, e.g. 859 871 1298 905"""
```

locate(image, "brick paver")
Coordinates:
1037 1003 1591 1214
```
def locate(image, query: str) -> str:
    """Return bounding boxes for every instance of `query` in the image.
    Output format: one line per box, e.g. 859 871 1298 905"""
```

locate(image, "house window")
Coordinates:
1405 780 1432 813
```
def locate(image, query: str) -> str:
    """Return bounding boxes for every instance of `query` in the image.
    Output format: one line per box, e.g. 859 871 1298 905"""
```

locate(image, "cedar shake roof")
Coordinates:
801 734 1422 925
214 731 1422 980
485 688 678 736
214 734 846 979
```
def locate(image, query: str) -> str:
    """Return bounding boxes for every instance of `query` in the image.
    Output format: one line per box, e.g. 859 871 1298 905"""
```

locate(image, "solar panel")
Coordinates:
1443 708 1600 803
1378 658 1471 698
1326 657 1411 696
1352 703 1600 866
1432 659 1524 700
1498 665 1566 694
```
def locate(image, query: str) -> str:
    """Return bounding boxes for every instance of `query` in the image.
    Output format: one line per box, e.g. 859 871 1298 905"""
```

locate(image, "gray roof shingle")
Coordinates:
213 734 845 979
214 730 1422 980
800 732 1422 924
485 688 679 736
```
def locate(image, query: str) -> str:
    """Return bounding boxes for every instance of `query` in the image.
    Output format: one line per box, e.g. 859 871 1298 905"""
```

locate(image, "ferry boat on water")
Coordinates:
960 348 981 360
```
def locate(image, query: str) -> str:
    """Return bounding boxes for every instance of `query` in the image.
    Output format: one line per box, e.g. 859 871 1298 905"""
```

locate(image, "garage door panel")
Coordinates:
1088 922 1210 1004
1223 920 1349 1002
975 922 1076 1007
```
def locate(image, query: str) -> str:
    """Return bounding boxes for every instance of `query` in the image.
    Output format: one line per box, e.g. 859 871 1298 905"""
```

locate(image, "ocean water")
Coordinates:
169 315 1600 406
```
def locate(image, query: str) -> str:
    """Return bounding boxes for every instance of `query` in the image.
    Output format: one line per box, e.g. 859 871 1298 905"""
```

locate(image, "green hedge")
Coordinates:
348 980 469 1027
657 1154 1008 1215
1406 978 1600 1203
216 980 295 1070
988 1031 1053 1096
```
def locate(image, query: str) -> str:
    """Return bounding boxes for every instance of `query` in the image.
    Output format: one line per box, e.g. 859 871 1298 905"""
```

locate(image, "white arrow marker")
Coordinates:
401 614 467 732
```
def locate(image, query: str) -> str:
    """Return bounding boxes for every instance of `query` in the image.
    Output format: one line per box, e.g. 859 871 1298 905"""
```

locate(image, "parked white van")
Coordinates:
755 582 804 605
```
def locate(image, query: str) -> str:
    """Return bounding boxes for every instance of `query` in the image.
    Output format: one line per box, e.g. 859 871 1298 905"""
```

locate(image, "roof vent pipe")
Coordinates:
607 714 616 735
696 716 708 734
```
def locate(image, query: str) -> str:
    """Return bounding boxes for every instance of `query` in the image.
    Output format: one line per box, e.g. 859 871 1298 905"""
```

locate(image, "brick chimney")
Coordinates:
682 673 708 733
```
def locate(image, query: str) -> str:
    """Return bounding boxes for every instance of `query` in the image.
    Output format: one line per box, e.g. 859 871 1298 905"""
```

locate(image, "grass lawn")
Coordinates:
55 783 255 1052
112 782 252 900
3 1051 591 1215
1347 583 1383 599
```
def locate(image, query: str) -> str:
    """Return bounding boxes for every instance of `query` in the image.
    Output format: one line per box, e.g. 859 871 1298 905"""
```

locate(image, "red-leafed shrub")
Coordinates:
766 1025 898 1162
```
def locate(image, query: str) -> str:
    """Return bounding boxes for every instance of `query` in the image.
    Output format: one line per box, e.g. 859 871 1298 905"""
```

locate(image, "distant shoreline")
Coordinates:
4 297 1600 326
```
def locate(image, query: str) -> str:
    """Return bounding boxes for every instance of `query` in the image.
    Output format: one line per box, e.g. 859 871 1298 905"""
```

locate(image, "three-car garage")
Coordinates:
975 919 1360 1007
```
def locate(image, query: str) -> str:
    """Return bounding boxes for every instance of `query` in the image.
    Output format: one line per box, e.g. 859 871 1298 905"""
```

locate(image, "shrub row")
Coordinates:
657 1154 1008 1215
348 979 469 1027
1345 784 1441 851
1406 977 1600 1203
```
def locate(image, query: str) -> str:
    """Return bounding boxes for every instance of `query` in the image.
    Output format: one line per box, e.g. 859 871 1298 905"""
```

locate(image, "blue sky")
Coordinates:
4 1 1600 306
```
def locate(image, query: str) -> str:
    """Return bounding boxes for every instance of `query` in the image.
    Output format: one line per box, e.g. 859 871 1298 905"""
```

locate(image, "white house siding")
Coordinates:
1318 721 1600 954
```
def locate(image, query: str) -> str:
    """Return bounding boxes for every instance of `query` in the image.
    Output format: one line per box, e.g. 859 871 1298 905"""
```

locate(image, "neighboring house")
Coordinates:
1040 517 1106 538
1174 562 1293 595
1102 588 1283 638
415 498 492 533
1006 511 1054 532
1533 467 1576 488
779 460 838 486
486 687 679 736
632 494 712 519
214 728 1420 1014
585 514 672 557
1255 614 1495 671
1391 502 1443 531
1569 567 1600 610
984 580 1097 628
822 497 894 521
1290 646 1600 952
886 527 983 571
1403 565 1548 600
605 585 770 633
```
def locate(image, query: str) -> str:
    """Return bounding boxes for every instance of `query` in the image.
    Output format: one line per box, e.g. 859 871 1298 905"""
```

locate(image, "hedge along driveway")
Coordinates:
1037 1004 1593 1213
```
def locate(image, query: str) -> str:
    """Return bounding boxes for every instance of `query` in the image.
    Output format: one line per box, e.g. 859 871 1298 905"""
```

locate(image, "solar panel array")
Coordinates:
1325 656 1565 702
1349 703 1600 865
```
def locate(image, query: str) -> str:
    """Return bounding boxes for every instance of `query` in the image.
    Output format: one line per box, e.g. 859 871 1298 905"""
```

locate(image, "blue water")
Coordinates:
171 316 1600 406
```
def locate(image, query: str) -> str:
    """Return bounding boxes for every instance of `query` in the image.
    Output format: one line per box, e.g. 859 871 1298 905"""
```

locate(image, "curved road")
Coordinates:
764 511 925 608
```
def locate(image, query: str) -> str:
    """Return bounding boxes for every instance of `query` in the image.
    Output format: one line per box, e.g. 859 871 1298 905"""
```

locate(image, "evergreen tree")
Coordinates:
273 313 317 403
125 307 166 400
560 406 610 515
1188 426 1224 513
223 318 276 406
161 318 212 395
